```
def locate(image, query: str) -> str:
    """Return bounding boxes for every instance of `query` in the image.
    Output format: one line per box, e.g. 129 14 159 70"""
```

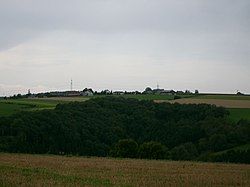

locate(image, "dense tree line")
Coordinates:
0 97 249 163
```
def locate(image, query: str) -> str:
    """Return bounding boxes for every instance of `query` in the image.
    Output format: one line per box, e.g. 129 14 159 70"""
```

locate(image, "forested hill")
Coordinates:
0 97 249 163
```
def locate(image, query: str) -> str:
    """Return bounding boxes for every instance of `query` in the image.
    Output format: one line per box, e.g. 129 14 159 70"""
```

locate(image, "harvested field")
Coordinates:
196 95 250 100
31 97 90 102
0 153 249 186
156 98 250 108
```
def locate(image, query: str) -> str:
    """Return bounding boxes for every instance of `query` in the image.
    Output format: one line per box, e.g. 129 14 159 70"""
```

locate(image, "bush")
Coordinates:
174 95 181 100
209 134 228 152
138 141 168 159
110 139 138 158
170 142 198 161
210 149 250 164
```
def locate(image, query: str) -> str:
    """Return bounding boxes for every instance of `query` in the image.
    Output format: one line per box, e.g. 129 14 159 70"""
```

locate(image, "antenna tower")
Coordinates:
70 79 73 91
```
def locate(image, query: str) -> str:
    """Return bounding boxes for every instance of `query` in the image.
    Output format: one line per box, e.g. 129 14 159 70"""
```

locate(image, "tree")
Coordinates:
138 141 168 159
144 87 153 94
170 142 198 160
209 134 228 152
236 91 244 95
198 138 208 152
110 139 138 158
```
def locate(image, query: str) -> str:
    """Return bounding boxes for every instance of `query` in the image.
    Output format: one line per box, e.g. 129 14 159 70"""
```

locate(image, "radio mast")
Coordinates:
70 79 73 91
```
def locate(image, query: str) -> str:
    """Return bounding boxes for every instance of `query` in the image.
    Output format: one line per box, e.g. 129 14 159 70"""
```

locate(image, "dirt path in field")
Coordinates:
155 99 250 108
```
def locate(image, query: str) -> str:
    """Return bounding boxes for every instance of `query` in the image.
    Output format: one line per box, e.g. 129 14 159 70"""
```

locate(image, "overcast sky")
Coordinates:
0 0 249 96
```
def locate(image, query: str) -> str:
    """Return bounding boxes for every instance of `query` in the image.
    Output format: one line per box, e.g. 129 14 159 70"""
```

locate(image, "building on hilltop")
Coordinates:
113 91 124 95
81 88 94 96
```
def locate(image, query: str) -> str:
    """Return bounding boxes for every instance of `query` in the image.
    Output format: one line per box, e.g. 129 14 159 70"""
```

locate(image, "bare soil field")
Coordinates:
0 153 249 186
156 98 250 108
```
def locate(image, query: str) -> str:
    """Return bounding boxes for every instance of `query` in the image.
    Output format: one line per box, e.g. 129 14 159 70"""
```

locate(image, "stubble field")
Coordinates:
0 153 249 186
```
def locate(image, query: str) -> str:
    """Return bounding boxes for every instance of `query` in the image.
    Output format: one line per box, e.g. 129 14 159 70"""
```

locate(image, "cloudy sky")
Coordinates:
0 0 249 96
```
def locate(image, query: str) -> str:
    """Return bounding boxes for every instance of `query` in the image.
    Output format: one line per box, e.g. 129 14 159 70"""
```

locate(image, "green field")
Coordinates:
228 108 250 122
0 94 186 117
196 94 250 100
0 99 62 116
0 153 249 186
0 102 33 116
1 95 250 121
224 144 250 152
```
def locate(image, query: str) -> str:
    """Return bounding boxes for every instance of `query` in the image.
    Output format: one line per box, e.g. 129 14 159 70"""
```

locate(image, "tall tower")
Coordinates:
157 83 159 90
70 79 73 91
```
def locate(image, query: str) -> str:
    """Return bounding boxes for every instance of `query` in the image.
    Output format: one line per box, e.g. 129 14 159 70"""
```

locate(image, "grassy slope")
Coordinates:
221 144 250 153
0 153 249 186
0 102 32 116
227 108 250 122
0 99 61 116
210 144 250 158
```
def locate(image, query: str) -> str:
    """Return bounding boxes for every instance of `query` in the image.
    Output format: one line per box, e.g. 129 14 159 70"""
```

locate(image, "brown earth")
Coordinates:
0 153 249 186
155 98 250 108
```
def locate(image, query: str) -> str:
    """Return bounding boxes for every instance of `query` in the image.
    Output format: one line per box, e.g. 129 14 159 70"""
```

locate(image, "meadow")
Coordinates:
0 153 249 187
0 102 32 116
0 98 61 116
227 108 250 121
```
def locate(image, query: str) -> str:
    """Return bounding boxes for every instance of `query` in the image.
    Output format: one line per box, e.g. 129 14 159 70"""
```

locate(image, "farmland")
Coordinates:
161 95 250 121
166 98 250 109
1 94 250 121
0 153 249 187
0 94 185 117
0 96 249 186
0 98 61 116
195 94 250 100
228 108 250 122
0 102 32 116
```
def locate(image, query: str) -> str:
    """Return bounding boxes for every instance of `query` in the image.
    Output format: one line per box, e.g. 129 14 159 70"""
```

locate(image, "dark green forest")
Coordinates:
0 97 249 163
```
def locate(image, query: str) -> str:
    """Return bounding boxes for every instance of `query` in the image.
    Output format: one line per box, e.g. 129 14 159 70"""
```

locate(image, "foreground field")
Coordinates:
0 153 249 186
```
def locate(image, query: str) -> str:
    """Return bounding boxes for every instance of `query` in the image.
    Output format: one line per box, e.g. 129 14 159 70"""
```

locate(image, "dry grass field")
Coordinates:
0 153 249 186
157 98 250 109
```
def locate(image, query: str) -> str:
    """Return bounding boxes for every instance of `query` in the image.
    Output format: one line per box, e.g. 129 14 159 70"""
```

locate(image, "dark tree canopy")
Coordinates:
0 97 249 163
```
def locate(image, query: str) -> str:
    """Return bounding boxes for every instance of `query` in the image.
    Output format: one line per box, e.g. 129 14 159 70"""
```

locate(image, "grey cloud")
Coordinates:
0 0 249 95
1 1 249 37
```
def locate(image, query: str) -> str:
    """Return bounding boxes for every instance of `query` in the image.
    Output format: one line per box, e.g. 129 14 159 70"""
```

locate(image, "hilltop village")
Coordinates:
7 86 198 99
